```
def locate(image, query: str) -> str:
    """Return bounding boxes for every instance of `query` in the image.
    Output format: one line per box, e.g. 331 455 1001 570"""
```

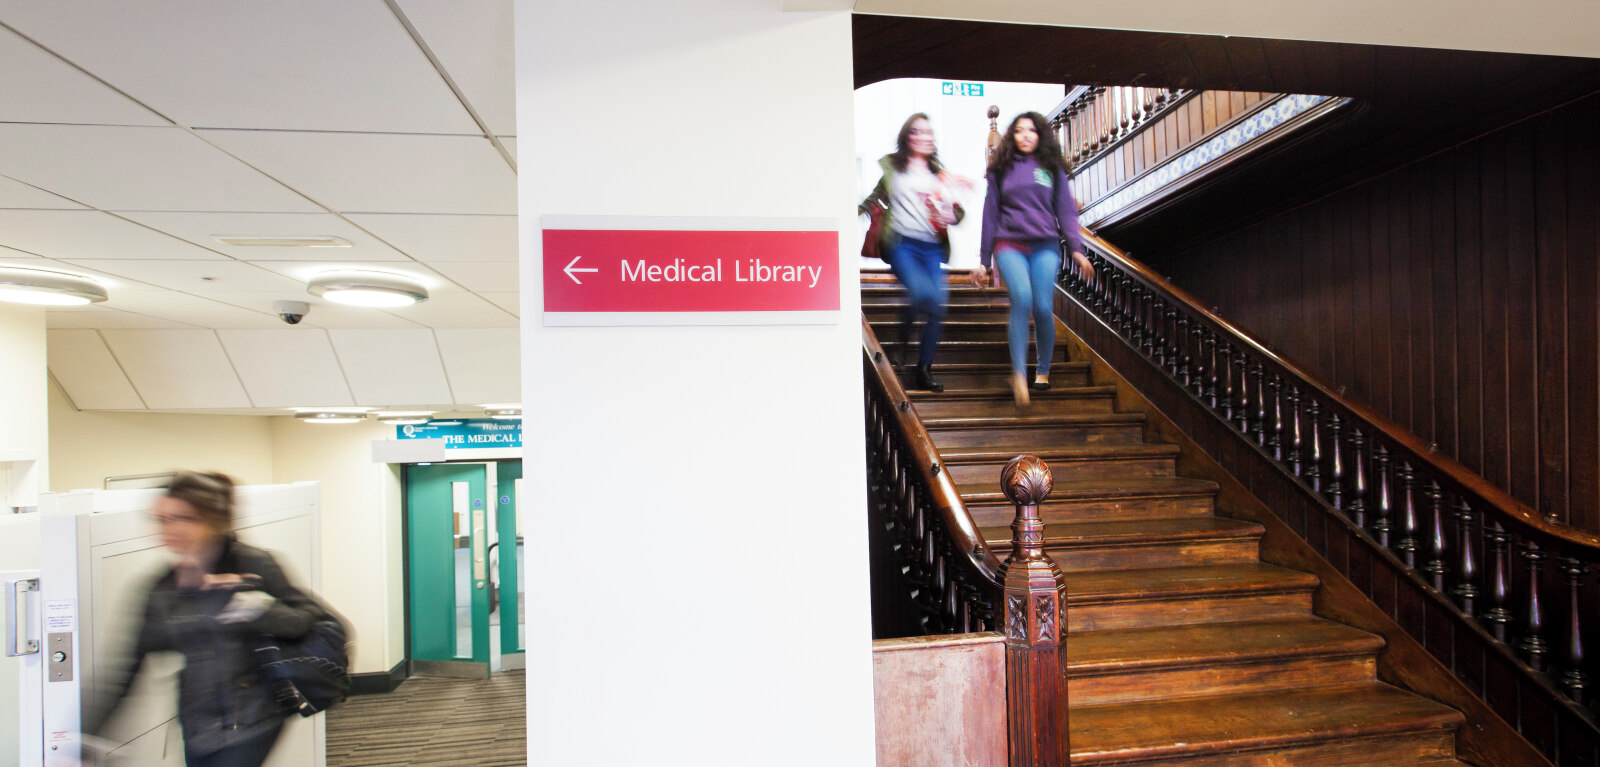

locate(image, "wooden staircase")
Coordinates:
865 283 1471 766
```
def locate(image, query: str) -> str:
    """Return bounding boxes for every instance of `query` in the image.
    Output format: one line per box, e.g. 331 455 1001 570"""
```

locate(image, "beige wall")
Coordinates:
0 303 47 506
270 417 404 675
47 378 274 492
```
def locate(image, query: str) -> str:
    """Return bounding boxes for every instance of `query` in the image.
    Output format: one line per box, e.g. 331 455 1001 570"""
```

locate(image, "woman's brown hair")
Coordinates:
888 112 942 173
164 471 237 529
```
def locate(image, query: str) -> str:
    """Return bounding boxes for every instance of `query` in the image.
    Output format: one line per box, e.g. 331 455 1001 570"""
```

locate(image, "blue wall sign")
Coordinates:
941 81 984 97
395 419 522 449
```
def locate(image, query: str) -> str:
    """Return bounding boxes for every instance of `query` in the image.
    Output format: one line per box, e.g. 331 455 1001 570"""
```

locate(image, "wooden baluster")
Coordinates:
1482 521 1513 641
1350 428 1372 527
1218 342 1236 419
1369 441 1391 546
1559 557 1588 705
1128 286 1146 347
1394 461 1418 567
1249 362 1266 444
1202 330 1220 408
1176 314 1193 387
1111 272 1129 333
1115 86 1128 137
1304 399 1323 490
1233 353 1251 433
1140 293 1158 357
1000 455 1068 766
1286 386 1304 475
1327 413 1345 509
1097 87 1111 148
1151 299 1168 367
1422 481 1449 590
1165 306 1182 376
1518 541 1549 671
1452 499 1479 614
1267 373 1284 460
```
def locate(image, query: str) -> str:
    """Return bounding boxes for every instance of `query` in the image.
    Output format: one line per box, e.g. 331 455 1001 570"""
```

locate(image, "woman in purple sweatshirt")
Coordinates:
973 112 1094 406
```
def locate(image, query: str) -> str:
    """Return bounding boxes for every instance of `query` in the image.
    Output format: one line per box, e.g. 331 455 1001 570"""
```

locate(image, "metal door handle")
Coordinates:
7 578 39 656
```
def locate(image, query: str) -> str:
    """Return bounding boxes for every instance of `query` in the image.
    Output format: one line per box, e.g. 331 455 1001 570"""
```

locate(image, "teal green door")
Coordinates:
406 463 491 676
493 460 524 662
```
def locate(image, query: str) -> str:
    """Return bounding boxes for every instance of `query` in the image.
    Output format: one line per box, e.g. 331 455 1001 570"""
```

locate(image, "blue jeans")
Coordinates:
994 240 1061 377
888 235 948 369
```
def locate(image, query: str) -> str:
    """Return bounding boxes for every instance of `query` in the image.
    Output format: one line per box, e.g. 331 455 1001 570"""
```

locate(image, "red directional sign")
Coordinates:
541 220 840 325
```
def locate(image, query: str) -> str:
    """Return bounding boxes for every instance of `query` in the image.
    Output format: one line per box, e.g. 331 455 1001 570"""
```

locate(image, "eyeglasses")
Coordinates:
153 512 204 527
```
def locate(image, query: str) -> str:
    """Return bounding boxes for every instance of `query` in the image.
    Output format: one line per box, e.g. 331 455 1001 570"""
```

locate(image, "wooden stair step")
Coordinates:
906 361 1091 388
1066 563 1318 630
915 339 1071 364
940 443 1178 484
862 285 1005 306
1066 618 1385 706
908 385 1117 417
923 412 1146 447
1069 683 1464 766
965 477 1218 526
980 517 1264 571
870 319 1013 341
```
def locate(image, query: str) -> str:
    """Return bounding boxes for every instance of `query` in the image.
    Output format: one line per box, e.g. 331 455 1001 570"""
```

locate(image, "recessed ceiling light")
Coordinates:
295 411 367 424
484 406 521 420
378 411 434 425
307 270 429 308
213 235 352 248
0 266 109 306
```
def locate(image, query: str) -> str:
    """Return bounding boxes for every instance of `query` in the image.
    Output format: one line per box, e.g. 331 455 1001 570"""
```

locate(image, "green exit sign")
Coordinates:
942 81 984 97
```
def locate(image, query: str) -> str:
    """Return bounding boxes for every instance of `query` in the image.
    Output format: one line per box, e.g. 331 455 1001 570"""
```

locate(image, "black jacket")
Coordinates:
86 536 326 756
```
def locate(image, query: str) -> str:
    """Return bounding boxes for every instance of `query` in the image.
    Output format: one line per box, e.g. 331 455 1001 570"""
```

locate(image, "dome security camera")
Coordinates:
272 300 310 325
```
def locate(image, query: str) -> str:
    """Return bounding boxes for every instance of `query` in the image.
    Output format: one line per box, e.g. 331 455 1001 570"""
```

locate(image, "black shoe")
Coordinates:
1030 379 1051 391
914 366 945 392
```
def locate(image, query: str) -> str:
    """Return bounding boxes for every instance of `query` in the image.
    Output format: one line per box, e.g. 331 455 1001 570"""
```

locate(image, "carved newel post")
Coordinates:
1000 455 1068 766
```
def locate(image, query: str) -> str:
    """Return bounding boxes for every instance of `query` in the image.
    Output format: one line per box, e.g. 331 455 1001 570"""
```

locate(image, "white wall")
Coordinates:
47 379 275 492
850 0 1600 58
270 418 404 676
854 78 1065 270
517 1 875 764
0 302 47 506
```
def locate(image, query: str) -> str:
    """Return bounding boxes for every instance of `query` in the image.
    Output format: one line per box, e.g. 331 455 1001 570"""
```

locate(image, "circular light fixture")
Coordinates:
307 270 428 308
0 266 109 306
295 410 367 424
484 406 521 420
377 411 434 425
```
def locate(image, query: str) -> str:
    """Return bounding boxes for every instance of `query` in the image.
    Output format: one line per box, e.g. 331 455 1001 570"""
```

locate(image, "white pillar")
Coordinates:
0 303 48 508
516 2 875 764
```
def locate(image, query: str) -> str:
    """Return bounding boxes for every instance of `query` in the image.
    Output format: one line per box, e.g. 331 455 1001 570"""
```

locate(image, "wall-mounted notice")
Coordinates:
942 81 984 97
541 216 840 326
395 419 522 449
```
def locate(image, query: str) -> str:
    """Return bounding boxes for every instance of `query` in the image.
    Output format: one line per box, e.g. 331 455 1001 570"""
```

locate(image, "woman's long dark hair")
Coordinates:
888 112 941 173
988 112 1068 178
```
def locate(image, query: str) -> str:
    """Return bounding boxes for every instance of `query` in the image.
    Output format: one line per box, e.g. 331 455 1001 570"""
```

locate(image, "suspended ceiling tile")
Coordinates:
0 24 167 127
0 124 319 212
434 328 519 405
44 307 199 330
328 329 454 407
0 210 225 263
0 175 87 209
0 248 47 262
55 259 306 293
196 292 427 330
389 291 516 328
344 213 518 262
45 329 145 410
0 0 478 134
425 261 518 292
198 130 516 215
99 290 283 329
395 0 516 135
216 329 353 409
113 212 412 261
99 329 253 409
479 292 520 318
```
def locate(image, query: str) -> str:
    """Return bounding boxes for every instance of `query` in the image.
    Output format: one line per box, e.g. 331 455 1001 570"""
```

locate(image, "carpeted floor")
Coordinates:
326 671 526 766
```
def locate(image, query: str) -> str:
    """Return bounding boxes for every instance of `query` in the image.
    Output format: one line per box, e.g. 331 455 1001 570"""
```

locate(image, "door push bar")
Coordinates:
7 578 40 656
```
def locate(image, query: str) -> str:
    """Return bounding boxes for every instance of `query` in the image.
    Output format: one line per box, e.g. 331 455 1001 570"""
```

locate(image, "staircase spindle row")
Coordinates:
1061 240 1600 719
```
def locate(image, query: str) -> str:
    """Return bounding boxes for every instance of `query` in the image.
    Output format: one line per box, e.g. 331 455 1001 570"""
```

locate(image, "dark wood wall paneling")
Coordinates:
1146 91 1600 536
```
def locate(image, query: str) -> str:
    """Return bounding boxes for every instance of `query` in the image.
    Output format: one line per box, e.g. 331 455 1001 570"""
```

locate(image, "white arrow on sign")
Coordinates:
563 256 599 284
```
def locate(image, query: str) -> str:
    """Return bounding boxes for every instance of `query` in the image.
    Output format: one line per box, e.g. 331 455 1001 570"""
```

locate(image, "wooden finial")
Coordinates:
1002 455 1053 507
988 105 1000 120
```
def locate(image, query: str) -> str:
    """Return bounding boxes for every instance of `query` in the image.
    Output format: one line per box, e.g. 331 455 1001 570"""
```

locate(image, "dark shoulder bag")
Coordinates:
255 613 352 717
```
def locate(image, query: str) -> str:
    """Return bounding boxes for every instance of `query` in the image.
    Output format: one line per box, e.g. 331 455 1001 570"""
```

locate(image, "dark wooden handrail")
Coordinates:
1076 228 1600 558
862 316 1005 585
